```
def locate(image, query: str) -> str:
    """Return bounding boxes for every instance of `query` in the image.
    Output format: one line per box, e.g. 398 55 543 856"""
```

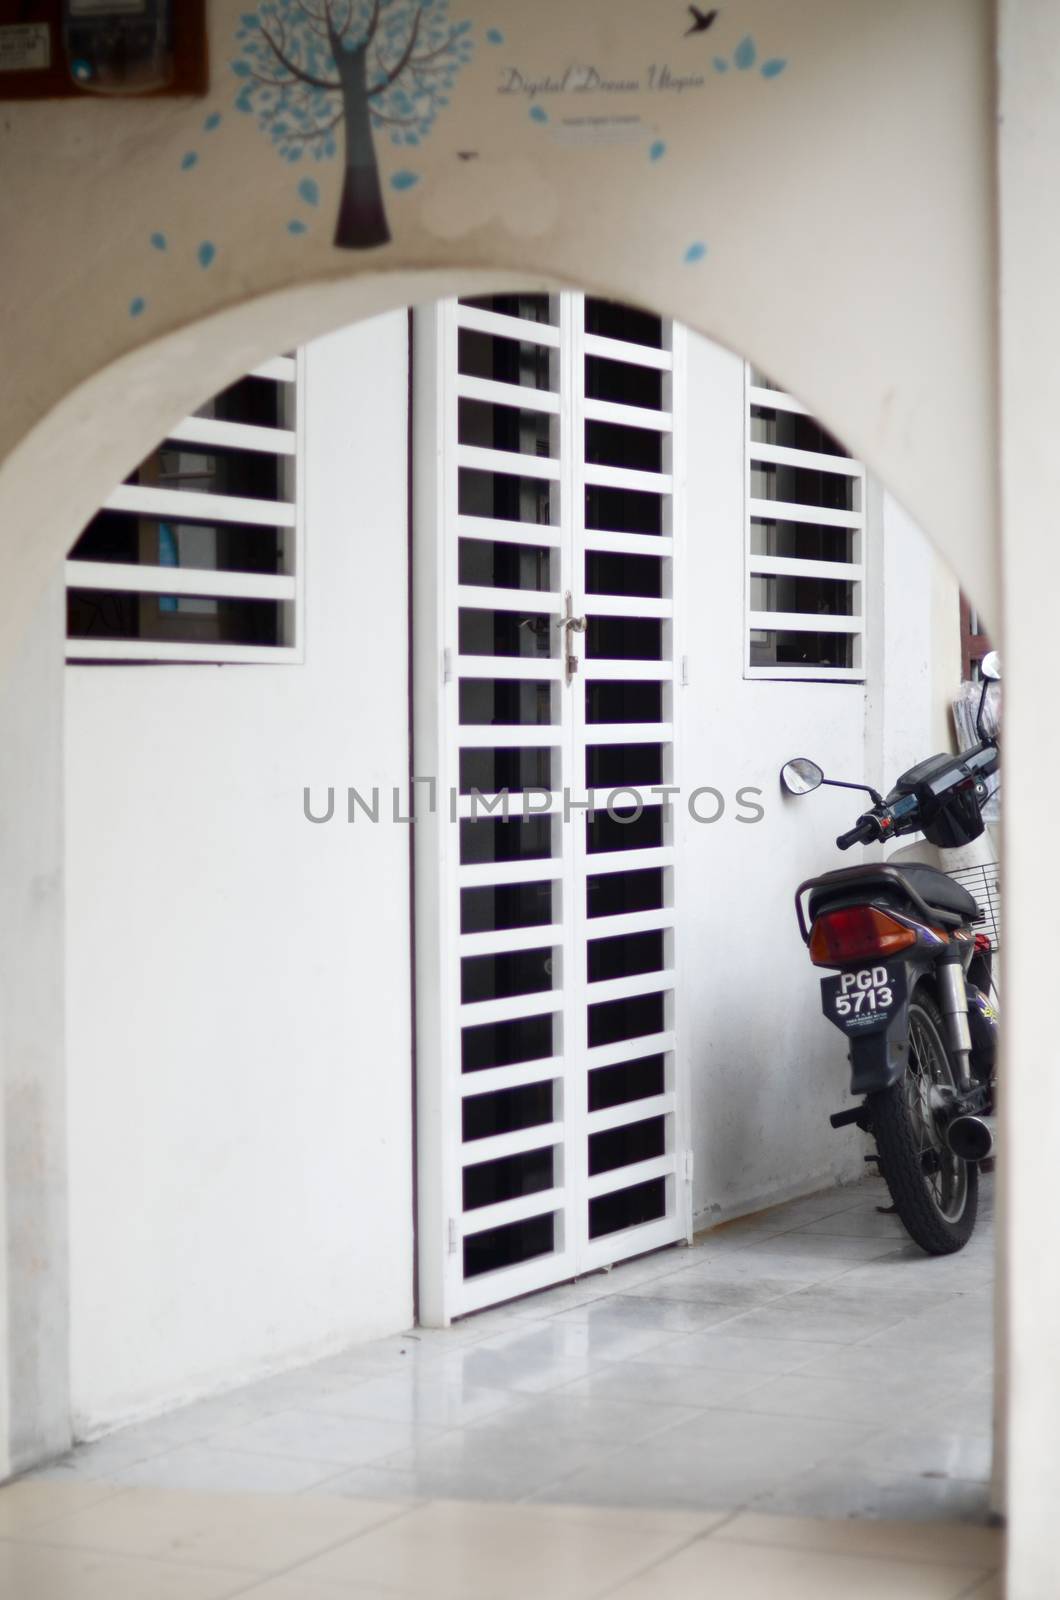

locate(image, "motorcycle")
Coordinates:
780 652 1001 1254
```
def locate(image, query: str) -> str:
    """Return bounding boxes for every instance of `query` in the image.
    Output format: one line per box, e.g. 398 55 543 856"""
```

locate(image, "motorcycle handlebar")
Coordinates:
836 816 880 851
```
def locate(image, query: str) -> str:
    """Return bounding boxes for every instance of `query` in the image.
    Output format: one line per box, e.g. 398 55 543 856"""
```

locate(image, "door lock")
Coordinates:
558 591 587 686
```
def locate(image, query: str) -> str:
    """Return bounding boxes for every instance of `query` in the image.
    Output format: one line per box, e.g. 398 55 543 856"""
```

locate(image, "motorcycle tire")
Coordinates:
868 987 979 1255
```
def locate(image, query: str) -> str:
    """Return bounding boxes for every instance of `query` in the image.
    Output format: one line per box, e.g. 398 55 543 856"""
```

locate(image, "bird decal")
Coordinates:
685 6 719 35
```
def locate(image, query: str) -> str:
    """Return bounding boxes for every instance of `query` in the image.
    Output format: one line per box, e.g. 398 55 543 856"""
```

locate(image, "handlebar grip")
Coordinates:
836 816 878 851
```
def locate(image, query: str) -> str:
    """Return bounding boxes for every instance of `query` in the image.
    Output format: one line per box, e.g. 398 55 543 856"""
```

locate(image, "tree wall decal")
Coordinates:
233 1 474 250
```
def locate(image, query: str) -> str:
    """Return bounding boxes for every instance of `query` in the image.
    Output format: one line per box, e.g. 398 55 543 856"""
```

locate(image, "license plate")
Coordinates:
820 963 907 1035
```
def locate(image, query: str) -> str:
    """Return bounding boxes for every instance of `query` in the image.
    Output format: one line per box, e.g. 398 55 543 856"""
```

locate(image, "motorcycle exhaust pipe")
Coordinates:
945 1113 996 1163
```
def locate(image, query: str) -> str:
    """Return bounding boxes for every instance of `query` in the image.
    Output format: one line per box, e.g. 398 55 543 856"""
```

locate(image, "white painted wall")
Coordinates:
0 577 70 1475
678 335 959 1228
872 492 961 787
64 312 414 1435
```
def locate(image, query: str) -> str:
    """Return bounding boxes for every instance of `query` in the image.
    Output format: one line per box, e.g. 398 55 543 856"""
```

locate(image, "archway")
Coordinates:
7 1 1060 1592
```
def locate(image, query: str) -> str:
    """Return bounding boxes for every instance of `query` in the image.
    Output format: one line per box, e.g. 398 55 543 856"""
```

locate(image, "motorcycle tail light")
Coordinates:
975 932 992 954
809 906 918 967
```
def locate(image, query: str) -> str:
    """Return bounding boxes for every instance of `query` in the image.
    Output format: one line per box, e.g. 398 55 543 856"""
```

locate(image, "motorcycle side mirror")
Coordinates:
975 652 1001 742
781 758 825 796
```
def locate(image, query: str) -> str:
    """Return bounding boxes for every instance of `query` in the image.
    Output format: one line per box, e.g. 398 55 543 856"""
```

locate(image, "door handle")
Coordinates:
558 592 587 685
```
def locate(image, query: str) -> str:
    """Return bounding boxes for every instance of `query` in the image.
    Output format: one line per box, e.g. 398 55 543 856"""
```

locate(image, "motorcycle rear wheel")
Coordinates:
868 988 979 1255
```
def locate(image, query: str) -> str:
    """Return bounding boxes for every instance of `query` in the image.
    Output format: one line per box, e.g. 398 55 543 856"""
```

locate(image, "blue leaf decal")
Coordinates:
197 241 216 269
129 296 146 317
297 177 320 206
150 232 167 251
287 219 308 234
181 151 198 170
486 27 503 43
529 104 548 123
713 56 728 73
391 170 419 190
761 59 787 79
734 36 756 70
649 140 666 161
204 111 222 130
684 241 707 264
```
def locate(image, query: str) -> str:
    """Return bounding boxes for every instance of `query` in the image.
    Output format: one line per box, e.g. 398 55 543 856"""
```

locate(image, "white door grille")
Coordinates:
414 293 690 1323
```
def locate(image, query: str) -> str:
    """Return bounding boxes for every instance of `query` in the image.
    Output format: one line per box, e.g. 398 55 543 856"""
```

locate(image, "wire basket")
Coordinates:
948 861 1001 952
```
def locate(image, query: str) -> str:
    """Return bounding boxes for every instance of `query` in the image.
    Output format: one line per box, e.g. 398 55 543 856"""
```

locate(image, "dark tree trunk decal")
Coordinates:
334 47 390 249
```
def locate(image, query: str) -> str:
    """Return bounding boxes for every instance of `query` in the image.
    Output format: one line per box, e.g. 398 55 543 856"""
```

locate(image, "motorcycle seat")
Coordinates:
807 863 981 924
892 864 981 920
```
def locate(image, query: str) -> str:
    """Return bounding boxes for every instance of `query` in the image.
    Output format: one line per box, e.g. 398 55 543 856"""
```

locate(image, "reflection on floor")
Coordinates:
6 1174 1001 1598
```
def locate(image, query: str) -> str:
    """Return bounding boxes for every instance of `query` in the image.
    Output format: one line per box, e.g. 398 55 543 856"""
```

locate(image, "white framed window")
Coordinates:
744 366 865 680
66 354 303 664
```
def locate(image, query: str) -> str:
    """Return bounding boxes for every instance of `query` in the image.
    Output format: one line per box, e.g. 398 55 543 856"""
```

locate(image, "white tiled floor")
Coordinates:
5 1173 1001 1596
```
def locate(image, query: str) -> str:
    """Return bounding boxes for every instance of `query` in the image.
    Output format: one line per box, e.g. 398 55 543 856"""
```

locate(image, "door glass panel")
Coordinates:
589 1178 666 1239
586 867 665 919
589 1054 666 1111
586 744 663 789
589 1116 666 1175
588 931 665 983
586 681 663 723
588 992 666 1048
461 293 554 323
584 298 663 348
460 748 554 795
586 616 663 660
459 815 553 865
585 421 662 474
586 551 664 598
463 1082 555 1141
459 680 554 725
463 1147 555 1209
587 805 664 856
459 329 553 390
585 356 662 410
460 399 554 459
460 539 554 590
461 880 555 934
459 609 554 658
461 947 554 1005
460 468 553 524
464 1213 556 1277
586 485 663 535
462 1014 555 1073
